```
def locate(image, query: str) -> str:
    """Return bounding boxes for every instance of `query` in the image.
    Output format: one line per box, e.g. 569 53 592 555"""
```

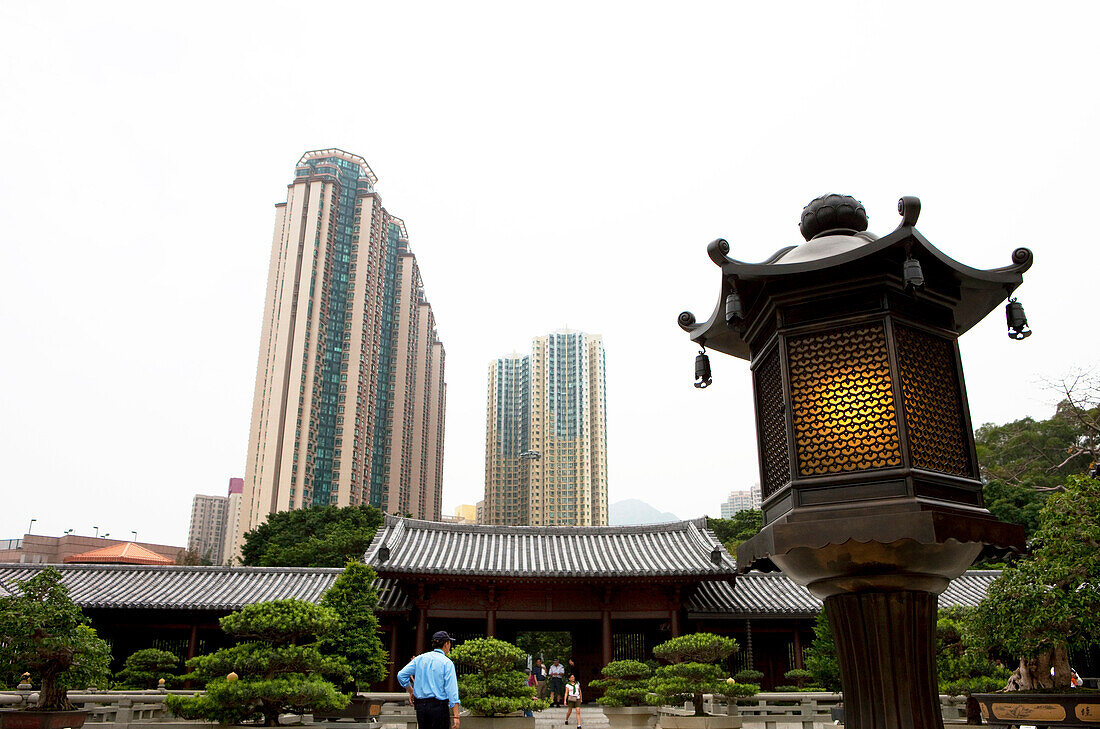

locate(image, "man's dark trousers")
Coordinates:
415 697 451 729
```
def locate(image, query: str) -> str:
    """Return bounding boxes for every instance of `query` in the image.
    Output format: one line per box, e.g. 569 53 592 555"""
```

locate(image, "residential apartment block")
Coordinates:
232 150 446 560
719 484 762 518
483 330 608 526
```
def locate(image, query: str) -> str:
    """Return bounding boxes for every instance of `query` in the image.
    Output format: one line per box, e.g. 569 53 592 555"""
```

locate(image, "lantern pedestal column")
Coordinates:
826 590 942 729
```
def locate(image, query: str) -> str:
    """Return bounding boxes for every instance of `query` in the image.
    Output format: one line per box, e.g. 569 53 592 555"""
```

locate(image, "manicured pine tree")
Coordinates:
166 600 350 726
318 561 388 690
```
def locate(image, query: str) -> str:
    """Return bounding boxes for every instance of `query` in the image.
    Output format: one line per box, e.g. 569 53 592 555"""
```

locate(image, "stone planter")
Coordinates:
657 714 741 729
460 713 536 729
314 695 383 722
0 711 88 729
603 706 658 729
973 692 1100 727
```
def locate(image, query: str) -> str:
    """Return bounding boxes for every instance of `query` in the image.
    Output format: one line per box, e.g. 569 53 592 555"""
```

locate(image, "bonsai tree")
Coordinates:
776 668 814 692
317 561 388 690
165 599 350 725
591 660 653 707
117 648 182 689
0 567 111 710
648 633 755 716
970 474 1100 690
449 637 548 716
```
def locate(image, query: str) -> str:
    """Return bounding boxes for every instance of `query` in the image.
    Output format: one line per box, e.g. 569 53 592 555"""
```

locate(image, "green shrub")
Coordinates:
449 638 548 716
165 600 349 726
117 648 181 689
803 609 841 692
783 669 813 689
591 660 652 707
774 685 798 692
648 633 749 715
734 670 763 684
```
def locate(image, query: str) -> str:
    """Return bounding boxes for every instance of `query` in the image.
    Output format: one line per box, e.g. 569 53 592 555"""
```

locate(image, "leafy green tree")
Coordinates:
976 375 1100 540
117 648 181 689
0 567 111 709
802 609 841 692
449 638 548 716
648 633 755 716
317 561 387 690
707 511 763 552
935 607 1009 696
514 631 571 663
166 600 350 726
591 660 652 707
241 505 384 567
970 474 1100 690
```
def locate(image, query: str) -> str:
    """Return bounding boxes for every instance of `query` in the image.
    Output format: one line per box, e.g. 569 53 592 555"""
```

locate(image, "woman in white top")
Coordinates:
564 674 582 728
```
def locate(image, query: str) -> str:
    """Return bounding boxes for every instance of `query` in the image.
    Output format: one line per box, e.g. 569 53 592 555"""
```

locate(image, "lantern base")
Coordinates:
827 590 944 729
736 504 1022 597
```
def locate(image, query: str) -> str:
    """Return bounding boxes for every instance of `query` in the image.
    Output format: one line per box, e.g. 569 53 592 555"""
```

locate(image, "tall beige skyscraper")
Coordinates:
484 330 608 526
232 150 446 560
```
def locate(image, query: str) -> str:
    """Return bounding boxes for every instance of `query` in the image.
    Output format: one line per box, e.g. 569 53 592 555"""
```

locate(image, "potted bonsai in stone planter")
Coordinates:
970 475 1100 726
165 599 351 726
592 660 656 729
0 567 111 729
448 638 548 729
648 633 748 729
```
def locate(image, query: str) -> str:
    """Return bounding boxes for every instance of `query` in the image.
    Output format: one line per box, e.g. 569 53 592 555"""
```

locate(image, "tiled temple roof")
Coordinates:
687 570 1002 617
0 564 410 612
363 516 737 580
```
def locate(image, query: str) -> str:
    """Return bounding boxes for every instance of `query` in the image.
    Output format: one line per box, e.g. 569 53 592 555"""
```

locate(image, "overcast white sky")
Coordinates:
1 1 1097 546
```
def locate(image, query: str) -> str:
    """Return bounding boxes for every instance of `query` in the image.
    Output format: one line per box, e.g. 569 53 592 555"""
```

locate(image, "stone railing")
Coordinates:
668 692 969 729
0 689 201 728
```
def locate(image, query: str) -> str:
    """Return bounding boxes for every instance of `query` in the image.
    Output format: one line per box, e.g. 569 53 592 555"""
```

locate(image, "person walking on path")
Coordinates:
548 659 566 707
563 674 582 727
398 631 461 729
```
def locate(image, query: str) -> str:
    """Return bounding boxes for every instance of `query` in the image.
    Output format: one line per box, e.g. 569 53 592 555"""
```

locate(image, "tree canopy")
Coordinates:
240 504 384 567
707 510 763 553
449 637 547 716
976 373 1099 539
0 567 111 709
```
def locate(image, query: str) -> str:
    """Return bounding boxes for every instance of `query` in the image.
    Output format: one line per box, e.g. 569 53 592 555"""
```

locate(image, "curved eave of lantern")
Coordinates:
679 205 1034 361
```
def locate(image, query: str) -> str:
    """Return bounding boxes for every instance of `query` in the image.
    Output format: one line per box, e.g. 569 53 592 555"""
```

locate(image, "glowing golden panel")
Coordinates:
787 324 902 477
894 325 971 476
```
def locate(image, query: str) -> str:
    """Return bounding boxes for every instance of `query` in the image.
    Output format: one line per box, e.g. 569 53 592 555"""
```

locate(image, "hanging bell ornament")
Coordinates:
1006 298 1032 339
725 289 743 326
903 255 925 288
694 347 712 389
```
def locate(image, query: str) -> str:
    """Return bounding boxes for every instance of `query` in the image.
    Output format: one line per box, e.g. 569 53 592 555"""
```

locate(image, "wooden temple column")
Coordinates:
415 584 428 654
486 587 498 638
386 625 400 691
669 586 682 638
601 587 613 666
187 624 199 659
792 628 803 669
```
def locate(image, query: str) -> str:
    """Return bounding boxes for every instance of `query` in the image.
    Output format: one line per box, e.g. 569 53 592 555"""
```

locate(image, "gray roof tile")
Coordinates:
0 564 410 612
365 516 737 579
687 570 1001 617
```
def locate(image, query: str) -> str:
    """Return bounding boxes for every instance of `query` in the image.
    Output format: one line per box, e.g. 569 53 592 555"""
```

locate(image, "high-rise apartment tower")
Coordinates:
484 330 608 526
233 150 446 559
719 484 762 518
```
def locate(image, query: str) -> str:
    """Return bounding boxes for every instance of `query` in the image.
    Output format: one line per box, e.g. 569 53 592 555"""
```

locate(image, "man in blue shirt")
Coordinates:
398 631 461 729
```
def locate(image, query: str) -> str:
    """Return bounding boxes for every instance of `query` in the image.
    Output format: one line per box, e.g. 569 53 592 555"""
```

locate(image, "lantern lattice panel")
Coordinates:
755 348 791 500
787 323 902 477
894 324 971 476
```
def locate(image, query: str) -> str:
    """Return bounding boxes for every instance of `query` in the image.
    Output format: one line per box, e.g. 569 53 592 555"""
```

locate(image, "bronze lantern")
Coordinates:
679 194 1032 729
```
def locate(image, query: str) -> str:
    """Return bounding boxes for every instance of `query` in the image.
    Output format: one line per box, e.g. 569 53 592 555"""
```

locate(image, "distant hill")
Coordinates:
609 499 680 526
